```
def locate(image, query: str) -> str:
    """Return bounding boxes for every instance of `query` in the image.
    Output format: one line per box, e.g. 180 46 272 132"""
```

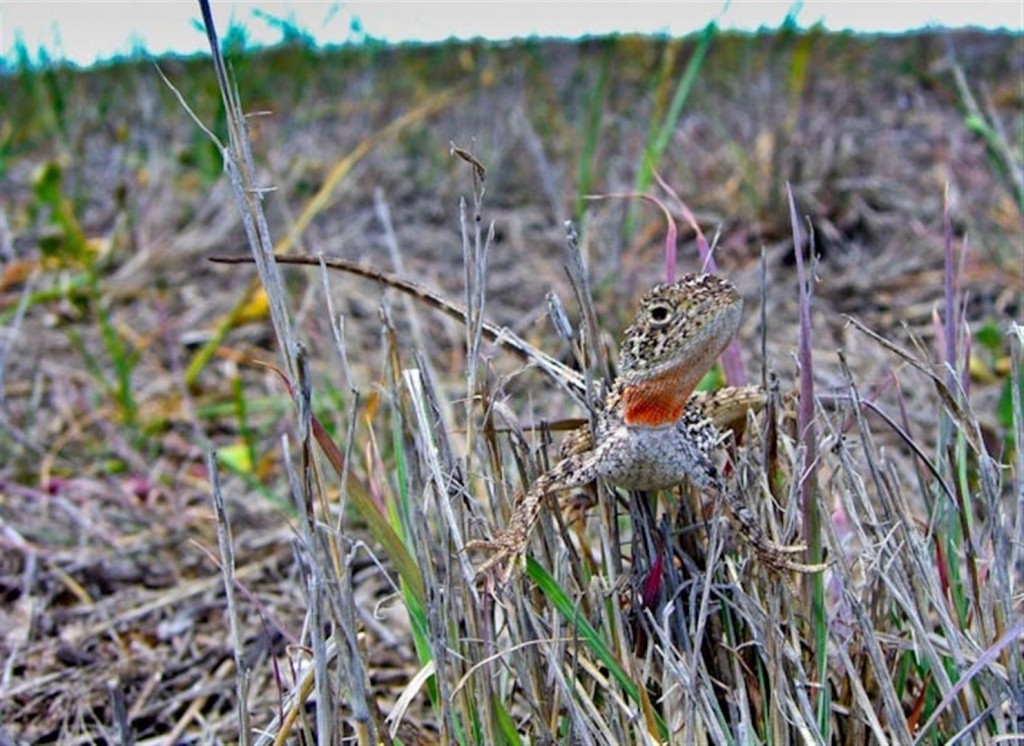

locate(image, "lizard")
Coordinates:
466 273 820 582
209 255 818 580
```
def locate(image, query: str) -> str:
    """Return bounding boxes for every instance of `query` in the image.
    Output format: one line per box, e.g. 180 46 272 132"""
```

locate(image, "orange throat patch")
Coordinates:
621 372 697 427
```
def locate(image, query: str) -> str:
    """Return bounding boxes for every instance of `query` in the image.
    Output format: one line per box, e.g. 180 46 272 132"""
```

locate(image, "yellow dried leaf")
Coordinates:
235 288 270 324
968 353 997 384
218 442 253 473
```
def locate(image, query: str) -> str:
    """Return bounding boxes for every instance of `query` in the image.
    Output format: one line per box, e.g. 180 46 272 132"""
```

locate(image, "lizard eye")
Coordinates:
648 303 672 325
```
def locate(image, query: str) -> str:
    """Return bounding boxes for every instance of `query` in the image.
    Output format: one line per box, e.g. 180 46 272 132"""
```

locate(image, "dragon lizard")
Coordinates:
467 273 818 581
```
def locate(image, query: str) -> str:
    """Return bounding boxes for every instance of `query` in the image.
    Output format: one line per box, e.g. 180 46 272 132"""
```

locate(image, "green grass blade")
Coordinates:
527 558 668 740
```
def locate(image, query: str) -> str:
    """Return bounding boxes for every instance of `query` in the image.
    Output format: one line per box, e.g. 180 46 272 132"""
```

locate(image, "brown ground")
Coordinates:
0 29 1020 742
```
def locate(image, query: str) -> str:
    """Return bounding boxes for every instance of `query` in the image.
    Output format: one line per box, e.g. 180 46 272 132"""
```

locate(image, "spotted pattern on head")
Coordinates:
619 274 742 374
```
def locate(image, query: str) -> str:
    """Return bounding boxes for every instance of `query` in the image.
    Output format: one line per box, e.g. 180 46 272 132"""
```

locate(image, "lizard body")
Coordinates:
471 274 815 580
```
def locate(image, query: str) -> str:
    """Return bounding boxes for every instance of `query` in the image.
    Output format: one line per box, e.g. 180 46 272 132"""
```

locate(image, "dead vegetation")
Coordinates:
1 12 1021 745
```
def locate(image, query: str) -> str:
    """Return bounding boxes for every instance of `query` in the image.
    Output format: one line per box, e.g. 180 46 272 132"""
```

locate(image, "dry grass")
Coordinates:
1 14 1021 746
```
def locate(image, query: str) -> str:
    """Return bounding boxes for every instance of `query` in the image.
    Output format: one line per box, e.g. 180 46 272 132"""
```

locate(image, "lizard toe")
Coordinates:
466 533 528 584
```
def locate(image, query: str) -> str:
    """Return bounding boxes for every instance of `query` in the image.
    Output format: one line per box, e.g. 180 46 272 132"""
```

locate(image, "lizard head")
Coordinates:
616 274 743 427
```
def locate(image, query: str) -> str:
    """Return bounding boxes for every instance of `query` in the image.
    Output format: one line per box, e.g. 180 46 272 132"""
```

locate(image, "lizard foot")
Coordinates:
756 543 830 575
465 529 530 585
465 485 546 585
721 493 829 575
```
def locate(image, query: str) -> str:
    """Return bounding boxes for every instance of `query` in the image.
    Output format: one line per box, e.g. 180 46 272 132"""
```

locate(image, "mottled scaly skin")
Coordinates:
471 274 818 582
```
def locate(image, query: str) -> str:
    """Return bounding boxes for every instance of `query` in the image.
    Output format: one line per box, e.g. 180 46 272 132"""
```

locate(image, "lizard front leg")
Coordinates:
467 446 602 583
714 484 827 574
670 408 826 575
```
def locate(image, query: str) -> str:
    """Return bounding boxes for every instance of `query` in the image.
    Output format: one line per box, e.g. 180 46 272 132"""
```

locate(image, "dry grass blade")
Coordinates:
208 450 252 745
845 314 985 456
195 0 298 383
251 638 340 746
180 48 460 387
403 369 476 585
210 252 587 400
912 617 1024 744
562 221 610 406
276 88 462 257
251 355 427 608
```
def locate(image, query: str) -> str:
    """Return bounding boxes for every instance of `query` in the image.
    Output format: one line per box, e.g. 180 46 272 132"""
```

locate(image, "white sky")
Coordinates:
2 1 1021 67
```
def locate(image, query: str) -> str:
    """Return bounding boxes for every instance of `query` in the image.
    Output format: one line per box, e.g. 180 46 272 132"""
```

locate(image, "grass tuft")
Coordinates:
0 18 1019 746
